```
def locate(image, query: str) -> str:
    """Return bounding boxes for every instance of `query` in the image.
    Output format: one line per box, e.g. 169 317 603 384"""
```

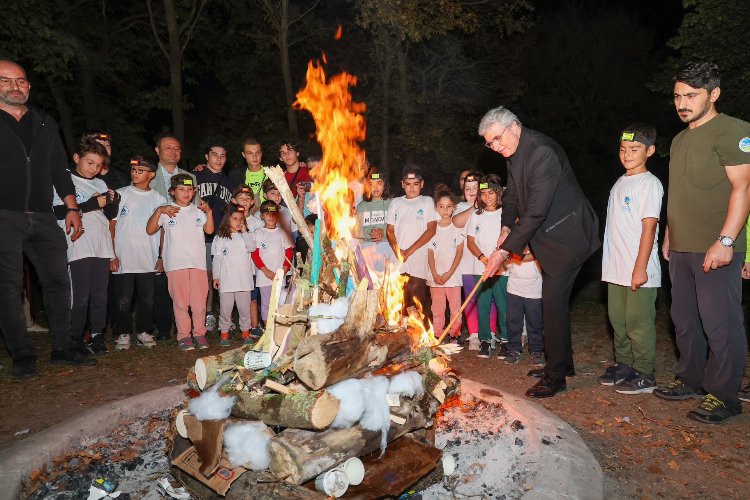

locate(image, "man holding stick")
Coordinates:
479 106 600 398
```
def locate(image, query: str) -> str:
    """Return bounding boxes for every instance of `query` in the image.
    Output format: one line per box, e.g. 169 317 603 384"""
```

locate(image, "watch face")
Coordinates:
720 236 734 247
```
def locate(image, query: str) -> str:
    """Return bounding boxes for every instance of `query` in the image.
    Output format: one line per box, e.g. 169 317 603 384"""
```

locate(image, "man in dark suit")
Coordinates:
480 106 600 398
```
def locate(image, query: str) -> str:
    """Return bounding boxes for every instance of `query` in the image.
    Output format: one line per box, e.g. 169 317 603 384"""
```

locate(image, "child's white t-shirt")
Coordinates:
507 257 543 299
212 232 257 293
467 208 504 275
454 201 476 276
53 174 114 262
113 186 167 274
253 206 297 241
157 204 208 272
253 226 293 287
602 172 663 288
386 195 438 280
427 223 463 287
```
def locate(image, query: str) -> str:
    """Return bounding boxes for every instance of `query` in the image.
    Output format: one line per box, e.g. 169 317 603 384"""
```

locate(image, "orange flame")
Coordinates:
408 298 437 346
335 25 343 40
294 59 365 246
382 262 409 327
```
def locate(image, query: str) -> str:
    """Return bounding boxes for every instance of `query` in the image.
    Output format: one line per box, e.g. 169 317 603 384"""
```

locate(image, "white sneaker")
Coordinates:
26 322 48 333
136 332 156 348
490 333 499 350
468 333 480 351
115 334 131 350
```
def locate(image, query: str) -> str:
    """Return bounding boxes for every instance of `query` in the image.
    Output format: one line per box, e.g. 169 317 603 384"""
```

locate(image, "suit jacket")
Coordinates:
149 164 196 202
500 128 600 276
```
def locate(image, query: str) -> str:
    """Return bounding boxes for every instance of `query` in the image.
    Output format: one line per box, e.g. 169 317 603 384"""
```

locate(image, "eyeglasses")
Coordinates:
0 76 30 88
484 127 508 149
130 167 150 174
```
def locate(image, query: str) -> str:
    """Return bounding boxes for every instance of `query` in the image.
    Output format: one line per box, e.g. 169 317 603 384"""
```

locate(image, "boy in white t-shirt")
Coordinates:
110 158 167 350
600 123 663 394
386 165 438 317
251 200 294 322
505 252 544 365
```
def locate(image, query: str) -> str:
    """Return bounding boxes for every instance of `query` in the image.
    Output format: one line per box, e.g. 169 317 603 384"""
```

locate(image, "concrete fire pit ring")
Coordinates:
0 380 603 499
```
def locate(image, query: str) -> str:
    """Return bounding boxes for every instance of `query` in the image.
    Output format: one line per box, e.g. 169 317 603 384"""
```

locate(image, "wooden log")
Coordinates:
268 395 431 484
264 165 314 248
231 389 340 430
194 345 253 390
226 471 327 500
187 367 201 392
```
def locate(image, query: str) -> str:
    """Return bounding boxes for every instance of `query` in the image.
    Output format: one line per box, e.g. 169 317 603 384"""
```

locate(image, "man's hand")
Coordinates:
370 227 384 243
483 250 506 278
110 258 120 273
193 164 206 172
631 268 648 291
65 210 83 241
213 279 220 289
161 205 180 218
742 262 750 279
662 227 670 261
155 258 164 273
496 227 511 248
703 240 733 273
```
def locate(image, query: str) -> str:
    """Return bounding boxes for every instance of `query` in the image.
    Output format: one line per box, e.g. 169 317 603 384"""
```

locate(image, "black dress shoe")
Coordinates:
11 356 37 380
51 350 98 366
527 366 576 378
526 374 567 398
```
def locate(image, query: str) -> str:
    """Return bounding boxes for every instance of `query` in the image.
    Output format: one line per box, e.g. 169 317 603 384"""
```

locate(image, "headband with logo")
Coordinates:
620 131 654 148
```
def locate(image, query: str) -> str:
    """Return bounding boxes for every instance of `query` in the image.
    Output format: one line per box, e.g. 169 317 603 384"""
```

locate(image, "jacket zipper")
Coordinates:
545 211 576 233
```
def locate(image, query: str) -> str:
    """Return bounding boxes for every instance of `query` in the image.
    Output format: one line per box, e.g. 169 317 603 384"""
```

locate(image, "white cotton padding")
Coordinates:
309 296 349 334
328 378 366 429
360 376 391 454
188 386 236 421
223 421 272 470
388 371 425 398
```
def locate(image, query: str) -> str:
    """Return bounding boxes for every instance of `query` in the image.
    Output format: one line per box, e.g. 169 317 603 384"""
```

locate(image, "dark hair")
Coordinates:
279 139 299 152
242 137 261 148
362 168 390 202
622 122 657 146
260 199 279 214
168 173 195 201
304 213 318 225
75 137 108 158
129 156 157 171
231 184 259 213
306 155 321 164
262 178 278 194
674 61 720 93
476 174 503 214
401 163 424 181
155 131 180 148
204 142 227 155
433 183 457 206
82 130 111 142
217 204 245 239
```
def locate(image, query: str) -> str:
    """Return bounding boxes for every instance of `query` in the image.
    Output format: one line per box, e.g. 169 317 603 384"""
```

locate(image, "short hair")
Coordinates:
478 106 521 136
169 173 194 190
621 122 657 147
401 163 424 181
155 131 180 148
279 139 299 152
82 130 111 142
75 137 108 158
204 141 227 155
262 178 278 193
306 155 321 164
242 137 261 148
674 61 720 93
260 199 280 214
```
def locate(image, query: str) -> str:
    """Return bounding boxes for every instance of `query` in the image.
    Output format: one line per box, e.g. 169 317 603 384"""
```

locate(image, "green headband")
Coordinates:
620 131 654 148
479 182 502 190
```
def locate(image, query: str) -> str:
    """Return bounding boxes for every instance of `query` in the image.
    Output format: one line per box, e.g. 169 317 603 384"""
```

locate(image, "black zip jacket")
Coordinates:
0 105 75 213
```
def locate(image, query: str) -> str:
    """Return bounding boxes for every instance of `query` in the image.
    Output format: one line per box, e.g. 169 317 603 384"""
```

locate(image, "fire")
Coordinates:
294 59 365 247
407 298 437 347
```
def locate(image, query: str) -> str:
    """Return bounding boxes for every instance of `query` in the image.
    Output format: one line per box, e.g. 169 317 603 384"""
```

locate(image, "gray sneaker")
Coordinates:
653 379 705 400
496 342 509 360
468 334 480 351
504 350 521 364
477 340 491 358
597 362 635 386
530 352 546 367
615 371 656 394
205 313 218 331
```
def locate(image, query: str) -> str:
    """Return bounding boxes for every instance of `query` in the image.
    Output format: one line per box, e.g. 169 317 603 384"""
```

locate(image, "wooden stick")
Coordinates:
434 275 485 346
264 165 314 248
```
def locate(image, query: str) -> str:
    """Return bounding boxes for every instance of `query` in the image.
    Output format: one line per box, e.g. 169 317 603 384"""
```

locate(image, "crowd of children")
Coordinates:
49 123 669 400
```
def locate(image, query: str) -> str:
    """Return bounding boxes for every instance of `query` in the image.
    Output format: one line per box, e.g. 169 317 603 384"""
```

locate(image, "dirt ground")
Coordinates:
1 281 749 499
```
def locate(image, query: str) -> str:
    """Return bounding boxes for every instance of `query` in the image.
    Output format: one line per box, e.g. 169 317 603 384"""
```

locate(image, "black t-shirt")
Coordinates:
0 108 34 152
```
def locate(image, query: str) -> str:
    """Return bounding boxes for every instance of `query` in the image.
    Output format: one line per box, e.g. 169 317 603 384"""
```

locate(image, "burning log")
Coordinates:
231 390 340 430
268 395 431 484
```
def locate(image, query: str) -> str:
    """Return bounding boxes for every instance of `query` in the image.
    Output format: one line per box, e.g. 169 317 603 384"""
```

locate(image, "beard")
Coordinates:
0 89 29 106
677 100 712 124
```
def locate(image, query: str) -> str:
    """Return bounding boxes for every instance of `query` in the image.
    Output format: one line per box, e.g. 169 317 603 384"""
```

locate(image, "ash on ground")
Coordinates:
25 408 177 500
420 395 534 499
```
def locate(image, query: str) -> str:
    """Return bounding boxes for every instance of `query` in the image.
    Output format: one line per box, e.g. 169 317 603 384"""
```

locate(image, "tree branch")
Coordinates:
288 0 320 27
181 0 208 52
146 0 169 59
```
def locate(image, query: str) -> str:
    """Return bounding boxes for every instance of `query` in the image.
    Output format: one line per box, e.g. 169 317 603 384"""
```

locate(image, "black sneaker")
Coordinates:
477 340 491 358
615 371 656 395
86 333 108 355
687 394 741 424
51 349 98 366
449 336 464 345
653 379 704 400
504 350 521 364
530 352 546 367
739 384 750 403
249 325 263 339
496 342 509 360
597 362 634 386
11 356 37 380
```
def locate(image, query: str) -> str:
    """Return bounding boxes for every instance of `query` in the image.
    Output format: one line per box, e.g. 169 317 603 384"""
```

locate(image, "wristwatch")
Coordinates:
718 235 736 248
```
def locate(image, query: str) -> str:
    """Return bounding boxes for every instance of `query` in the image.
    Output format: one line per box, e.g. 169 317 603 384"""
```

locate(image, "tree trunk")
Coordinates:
396 45 414 164
279 0 298 137
164 0 185 142
46 78 75 153
268 395 430 484
231 390 339 429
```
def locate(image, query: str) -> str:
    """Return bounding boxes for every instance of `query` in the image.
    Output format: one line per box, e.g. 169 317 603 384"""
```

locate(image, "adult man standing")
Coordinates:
480 106 600 398
654 62 750 424
0 59 95 378
149 133 195 340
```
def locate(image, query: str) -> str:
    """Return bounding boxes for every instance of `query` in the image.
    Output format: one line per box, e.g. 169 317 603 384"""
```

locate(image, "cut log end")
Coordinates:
310 391 340 429
195 358 209 390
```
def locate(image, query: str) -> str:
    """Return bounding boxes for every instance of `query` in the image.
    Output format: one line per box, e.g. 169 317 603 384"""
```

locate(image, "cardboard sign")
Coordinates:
172 446 247 496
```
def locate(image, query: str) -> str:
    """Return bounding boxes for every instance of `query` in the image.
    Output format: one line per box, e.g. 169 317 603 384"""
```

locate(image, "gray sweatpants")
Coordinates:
669 251 746 406
219 291 252 332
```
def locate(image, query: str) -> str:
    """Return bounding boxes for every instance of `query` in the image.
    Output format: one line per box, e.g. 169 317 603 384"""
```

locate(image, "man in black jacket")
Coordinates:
0 59 96 379
480 106 600 398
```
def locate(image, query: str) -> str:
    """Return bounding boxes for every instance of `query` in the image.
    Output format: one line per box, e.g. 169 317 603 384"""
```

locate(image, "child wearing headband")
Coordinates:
356 169 397 286
599 123 663 394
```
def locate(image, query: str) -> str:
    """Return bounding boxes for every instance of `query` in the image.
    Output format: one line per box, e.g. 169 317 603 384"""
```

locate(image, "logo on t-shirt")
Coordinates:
75 192 84 203
167 218 177 227
221 247 229 256
119 206 129 217
261 242 267 249
363 210 386 226
474 225 481 234
739 137 750 153
416 208 424 221
195 216 204 226
431 240 438 249
623 195 632 212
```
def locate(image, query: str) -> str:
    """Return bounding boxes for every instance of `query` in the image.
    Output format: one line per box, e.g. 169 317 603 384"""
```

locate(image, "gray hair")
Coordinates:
478 106 521 136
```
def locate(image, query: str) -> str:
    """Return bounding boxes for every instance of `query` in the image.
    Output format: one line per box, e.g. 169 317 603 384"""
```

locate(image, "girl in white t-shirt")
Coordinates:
231 185 264 339
505 252 544 366
251 200 294 323
146 174 214 351
466 174 508 358
428 186 464 342
212 204 257 347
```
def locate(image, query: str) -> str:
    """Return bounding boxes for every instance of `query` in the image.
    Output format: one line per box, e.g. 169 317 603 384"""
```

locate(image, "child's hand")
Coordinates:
198 200 210 213
94 193 107 208
370 228 384 242
262 267 275 280
296 183 307 198
154 258 164 273
109 257 119 272
161 205 180 217
401 246 412 262
631 268 648 291
213 279 220 289
239 221 247 233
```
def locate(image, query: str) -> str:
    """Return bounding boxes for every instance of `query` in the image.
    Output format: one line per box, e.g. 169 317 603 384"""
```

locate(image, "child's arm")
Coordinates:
403 221 437 261
146 206 164 235
452 206 473 228
386 224 402 261
283 246 294 273
428 248 443 285
240 231 257 252
632 217 658 291
251 248 276 280
467 235 489 269
212 248 222 289
109 220 119 272
199 200 214 234
442 244 463 282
